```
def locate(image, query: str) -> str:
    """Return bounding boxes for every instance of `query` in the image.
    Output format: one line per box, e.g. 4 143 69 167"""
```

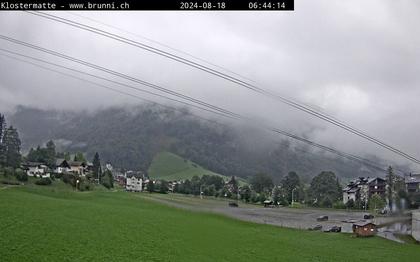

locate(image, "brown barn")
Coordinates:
352 222 377 237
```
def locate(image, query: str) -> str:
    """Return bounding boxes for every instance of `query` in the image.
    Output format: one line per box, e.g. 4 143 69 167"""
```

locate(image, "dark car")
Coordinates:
263 200 274 207
308 225 322 231
330 226 341 232
316 215 329 221
364 214 374 219
228 202 238 207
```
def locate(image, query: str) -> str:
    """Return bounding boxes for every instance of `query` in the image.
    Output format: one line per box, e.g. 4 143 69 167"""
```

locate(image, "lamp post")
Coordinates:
76 179 80 191
291 188 296 207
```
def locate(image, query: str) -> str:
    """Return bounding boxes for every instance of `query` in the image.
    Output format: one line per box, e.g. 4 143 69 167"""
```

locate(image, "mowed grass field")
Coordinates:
0 186 419 262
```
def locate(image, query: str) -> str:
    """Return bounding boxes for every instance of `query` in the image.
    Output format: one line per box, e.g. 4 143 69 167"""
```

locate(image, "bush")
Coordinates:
346 199 355 209
333 201 346 209
1 180 20 185
321 197 333 208
15 168 28 182
35 177 52 185
78 179 93 191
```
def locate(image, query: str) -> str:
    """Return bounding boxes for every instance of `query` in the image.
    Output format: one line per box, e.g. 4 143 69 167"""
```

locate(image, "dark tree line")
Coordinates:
27 140 56 168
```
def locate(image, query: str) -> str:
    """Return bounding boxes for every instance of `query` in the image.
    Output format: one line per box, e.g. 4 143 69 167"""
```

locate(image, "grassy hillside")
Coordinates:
0 186 419 261
148 151 224 181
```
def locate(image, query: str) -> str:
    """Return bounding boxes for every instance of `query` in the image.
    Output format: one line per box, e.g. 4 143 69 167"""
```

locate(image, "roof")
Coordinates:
367 177 385 184
405 174 420 184
348 187 359 193
353 221 376 227
69 161 84 167
22 161 45 167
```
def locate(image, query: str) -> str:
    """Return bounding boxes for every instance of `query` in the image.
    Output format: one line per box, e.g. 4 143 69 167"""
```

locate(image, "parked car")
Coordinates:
228 202 238 207
263 200 274 208
316 215 329 221
323 226 341 233
330 226 342 232
379 208 388 215
308 225 322 231
364 214 374 219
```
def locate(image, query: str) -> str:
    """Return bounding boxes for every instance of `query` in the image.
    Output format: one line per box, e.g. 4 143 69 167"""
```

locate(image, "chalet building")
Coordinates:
116 175 126 187
126 175 142 192
352 222 377 237
368 177 386 197
405 173 420 193
55 159 71 174
68 161 85 175
342 177 386 204
22 162 50 178
55 159 93 176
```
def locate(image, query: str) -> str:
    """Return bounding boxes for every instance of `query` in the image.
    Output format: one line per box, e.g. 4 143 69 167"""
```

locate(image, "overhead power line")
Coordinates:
65 11 257 84
0 35 241 121
0 50 233 127
24 11 420 165
0 43 399 174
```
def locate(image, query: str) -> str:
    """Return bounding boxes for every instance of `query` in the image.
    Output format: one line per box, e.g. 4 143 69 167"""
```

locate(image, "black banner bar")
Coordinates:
0 0 294 11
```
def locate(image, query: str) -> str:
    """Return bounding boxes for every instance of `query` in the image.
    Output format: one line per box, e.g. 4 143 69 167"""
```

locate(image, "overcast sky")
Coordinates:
0 1 419 171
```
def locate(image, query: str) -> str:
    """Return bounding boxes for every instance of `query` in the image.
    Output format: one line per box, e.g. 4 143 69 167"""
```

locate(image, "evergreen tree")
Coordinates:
0 114 5 142
281 171 302 203
386 166 395 210
92 152 101 182
0 114 6 166
3 126 22 168
308 171 342 207
45 140 56 168
74 152 86 162
250 173 274 193
148 180 155 193
228 176 239 195
271 186 283 205
240 185 252 202
64 152 71 161
101 169 114 189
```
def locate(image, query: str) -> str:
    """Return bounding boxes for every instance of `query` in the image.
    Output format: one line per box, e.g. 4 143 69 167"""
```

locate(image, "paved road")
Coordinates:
140 194 375 233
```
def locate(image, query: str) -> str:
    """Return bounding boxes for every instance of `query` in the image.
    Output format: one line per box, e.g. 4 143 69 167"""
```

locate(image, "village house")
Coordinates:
405 173 420 193
54 159 71 174
368 177 386 197
22 162 50 178
55 159 93 176
342 177 386 205
116 175 126 187
124 170 146 192
126 175 142 192
352 221 377 237
68 161 86 175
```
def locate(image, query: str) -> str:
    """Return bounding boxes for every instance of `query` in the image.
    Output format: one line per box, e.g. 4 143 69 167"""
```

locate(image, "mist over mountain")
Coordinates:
7 105 403 183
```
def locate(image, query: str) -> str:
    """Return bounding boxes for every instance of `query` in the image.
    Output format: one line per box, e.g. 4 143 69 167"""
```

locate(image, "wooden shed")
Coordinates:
352 222 377 237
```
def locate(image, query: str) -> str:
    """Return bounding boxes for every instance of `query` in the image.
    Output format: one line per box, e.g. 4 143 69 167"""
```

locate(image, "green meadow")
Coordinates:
148 151 247 185
0 185 419 262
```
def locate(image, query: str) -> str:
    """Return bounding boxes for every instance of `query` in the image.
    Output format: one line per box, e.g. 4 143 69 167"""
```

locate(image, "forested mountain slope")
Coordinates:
8 105 392 183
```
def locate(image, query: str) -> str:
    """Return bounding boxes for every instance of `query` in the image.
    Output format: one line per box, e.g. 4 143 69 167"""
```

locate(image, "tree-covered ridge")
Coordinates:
9 105 392 181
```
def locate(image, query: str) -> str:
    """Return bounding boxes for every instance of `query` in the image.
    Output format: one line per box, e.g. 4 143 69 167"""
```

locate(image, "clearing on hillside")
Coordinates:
148 151 246 184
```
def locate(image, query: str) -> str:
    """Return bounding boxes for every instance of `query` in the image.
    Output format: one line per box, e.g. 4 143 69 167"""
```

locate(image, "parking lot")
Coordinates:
141 194 377 233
